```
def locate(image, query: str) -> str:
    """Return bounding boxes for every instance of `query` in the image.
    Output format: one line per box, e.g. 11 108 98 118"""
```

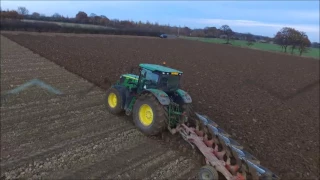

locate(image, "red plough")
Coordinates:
176 113 279 180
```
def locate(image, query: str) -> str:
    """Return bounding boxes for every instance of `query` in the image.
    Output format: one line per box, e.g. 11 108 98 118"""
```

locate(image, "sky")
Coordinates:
1 1 319 42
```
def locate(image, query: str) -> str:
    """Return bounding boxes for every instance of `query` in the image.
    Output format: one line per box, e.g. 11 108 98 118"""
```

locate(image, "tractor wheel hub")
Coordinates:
139 104 154 126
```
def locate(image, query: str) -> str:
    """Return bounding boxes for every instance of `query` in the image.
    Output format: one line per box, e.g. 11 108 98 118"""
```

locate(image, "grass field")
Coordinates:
181 36 320 59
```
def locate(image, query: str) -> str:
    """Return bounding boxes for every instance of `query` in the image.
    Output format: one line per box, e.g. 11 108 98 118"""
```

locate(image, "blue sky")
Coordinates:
1 1 319 42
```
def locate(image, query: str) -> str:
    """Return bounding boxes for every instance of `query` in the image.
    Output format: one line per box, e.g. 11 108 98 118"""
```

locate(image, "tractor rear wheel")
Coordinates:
132 93 167 136
105 87 124 115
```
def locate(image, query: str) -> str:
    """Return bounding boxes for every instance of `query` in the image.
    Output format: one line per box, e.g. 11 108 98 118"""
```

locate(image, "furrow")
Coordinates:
1 91 104 115
0 62 55 69
0 80 93 93
1 122 137 172
0 78 89 90
118 150 180 180
1 55 41 59
1 95 104 123
142 157 193 180
1 67 61 73
1 104 105 133
61 141 162 179
106 150 168 180
2 128 146 180
167 161 199 180
1 105 109 148
0 73 77 82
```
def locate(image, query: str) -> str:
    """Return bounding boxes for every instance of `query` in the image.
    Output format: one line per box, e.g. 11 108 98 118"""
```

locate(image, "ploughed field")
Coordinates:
1 35 202 180
3 32 319 179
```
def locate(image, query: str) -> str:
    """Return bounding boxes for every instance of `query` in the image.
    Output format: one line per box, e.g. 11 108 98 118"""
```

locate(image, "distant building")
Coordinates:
259 40 267 43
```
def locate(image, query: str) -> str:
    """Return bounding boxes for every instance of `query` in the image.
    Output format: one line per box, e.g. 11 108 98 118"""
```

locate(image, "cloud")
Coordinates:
183 18 319 33
282 10 320 21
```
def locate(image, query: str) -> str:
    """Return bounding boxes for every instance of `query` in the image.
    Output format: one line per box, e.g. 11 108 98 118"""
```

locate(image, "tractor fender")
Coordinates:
111 85 127 108
142 89 170 105
175 89 192 103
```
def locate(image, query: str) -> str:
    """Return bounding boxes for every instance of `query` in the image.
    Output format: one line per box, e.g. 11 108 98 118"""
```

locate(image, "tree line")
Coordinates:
1 7 193 35
1 6 318 56
0 7 266 39
274 27 312 56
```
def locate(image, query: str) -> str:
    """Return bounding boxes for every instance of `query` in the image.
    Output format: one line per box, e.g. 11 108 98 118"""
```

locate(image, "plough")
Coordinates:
104 62 279 180
176 113 278 180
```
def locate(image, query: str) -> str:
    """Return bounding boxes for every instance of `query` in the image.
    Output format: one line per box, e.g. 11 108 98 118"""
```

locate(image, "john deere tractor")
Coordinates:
105 63 193 135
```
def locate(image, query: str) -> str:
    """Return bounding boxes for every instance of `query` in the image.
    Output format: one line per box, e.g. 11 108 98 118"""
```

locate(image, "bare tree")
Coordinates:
52 13 62 18
0 10 22 20
182 27 192 36
76 11 88 23
297 31 311 56
275 27 312 56
245 33 255 46
89 13 96 17
190 29 205 37
17 6 29 15
219 25 234 44
288 28 301 54
31 12 40 18
88 13 97 24
274 27 293 53
204 26 218 37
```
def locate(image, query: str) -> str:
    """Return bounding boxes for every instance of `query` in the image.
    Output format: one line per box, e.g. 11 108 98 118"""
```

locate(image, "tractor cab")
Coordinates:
137 63 183 93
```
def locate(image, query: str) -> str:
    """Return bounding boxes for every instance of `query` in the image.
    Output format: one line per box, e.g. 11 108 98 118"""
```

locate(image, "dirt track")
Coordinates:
0 36 202 180
2 32 319 180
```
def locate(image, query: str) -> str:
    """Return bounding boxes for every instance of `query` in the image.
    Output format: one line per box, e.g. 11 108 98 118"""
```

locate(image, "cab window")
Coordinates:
145 70 159 83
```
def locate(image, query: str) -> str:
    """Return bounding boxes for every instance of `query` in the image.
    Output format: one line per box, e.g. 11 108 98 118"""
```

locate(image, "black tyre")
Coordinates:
198 165 219 180
132 93 167 136
105 87 124 115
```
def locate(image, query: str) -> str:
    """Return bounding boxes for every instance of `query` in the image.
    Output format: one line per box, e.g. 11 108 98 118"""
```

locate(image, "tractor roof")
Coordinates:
139 63 183 73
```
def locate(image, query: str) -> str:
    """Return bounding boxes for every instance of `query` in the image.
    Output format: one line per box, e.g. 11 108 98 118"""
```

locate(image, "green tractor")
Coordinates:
105 63 193 135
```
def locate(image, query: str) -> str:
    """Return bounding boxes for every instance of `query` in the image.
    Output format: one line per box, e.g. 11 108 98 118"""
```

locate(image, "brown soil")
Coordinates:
3 32 319 180
0 36 202 180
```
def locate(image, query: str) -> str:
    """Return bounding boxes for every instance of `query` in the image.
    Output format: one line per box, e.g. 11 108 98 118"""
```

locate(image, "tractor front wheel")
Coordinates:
105 87 124 115
132 93 166 136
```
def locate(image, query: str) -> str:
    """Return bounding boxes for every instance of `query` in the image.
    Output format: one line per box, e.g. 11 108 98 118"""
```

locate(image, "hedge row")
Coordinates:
0 20 162 37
